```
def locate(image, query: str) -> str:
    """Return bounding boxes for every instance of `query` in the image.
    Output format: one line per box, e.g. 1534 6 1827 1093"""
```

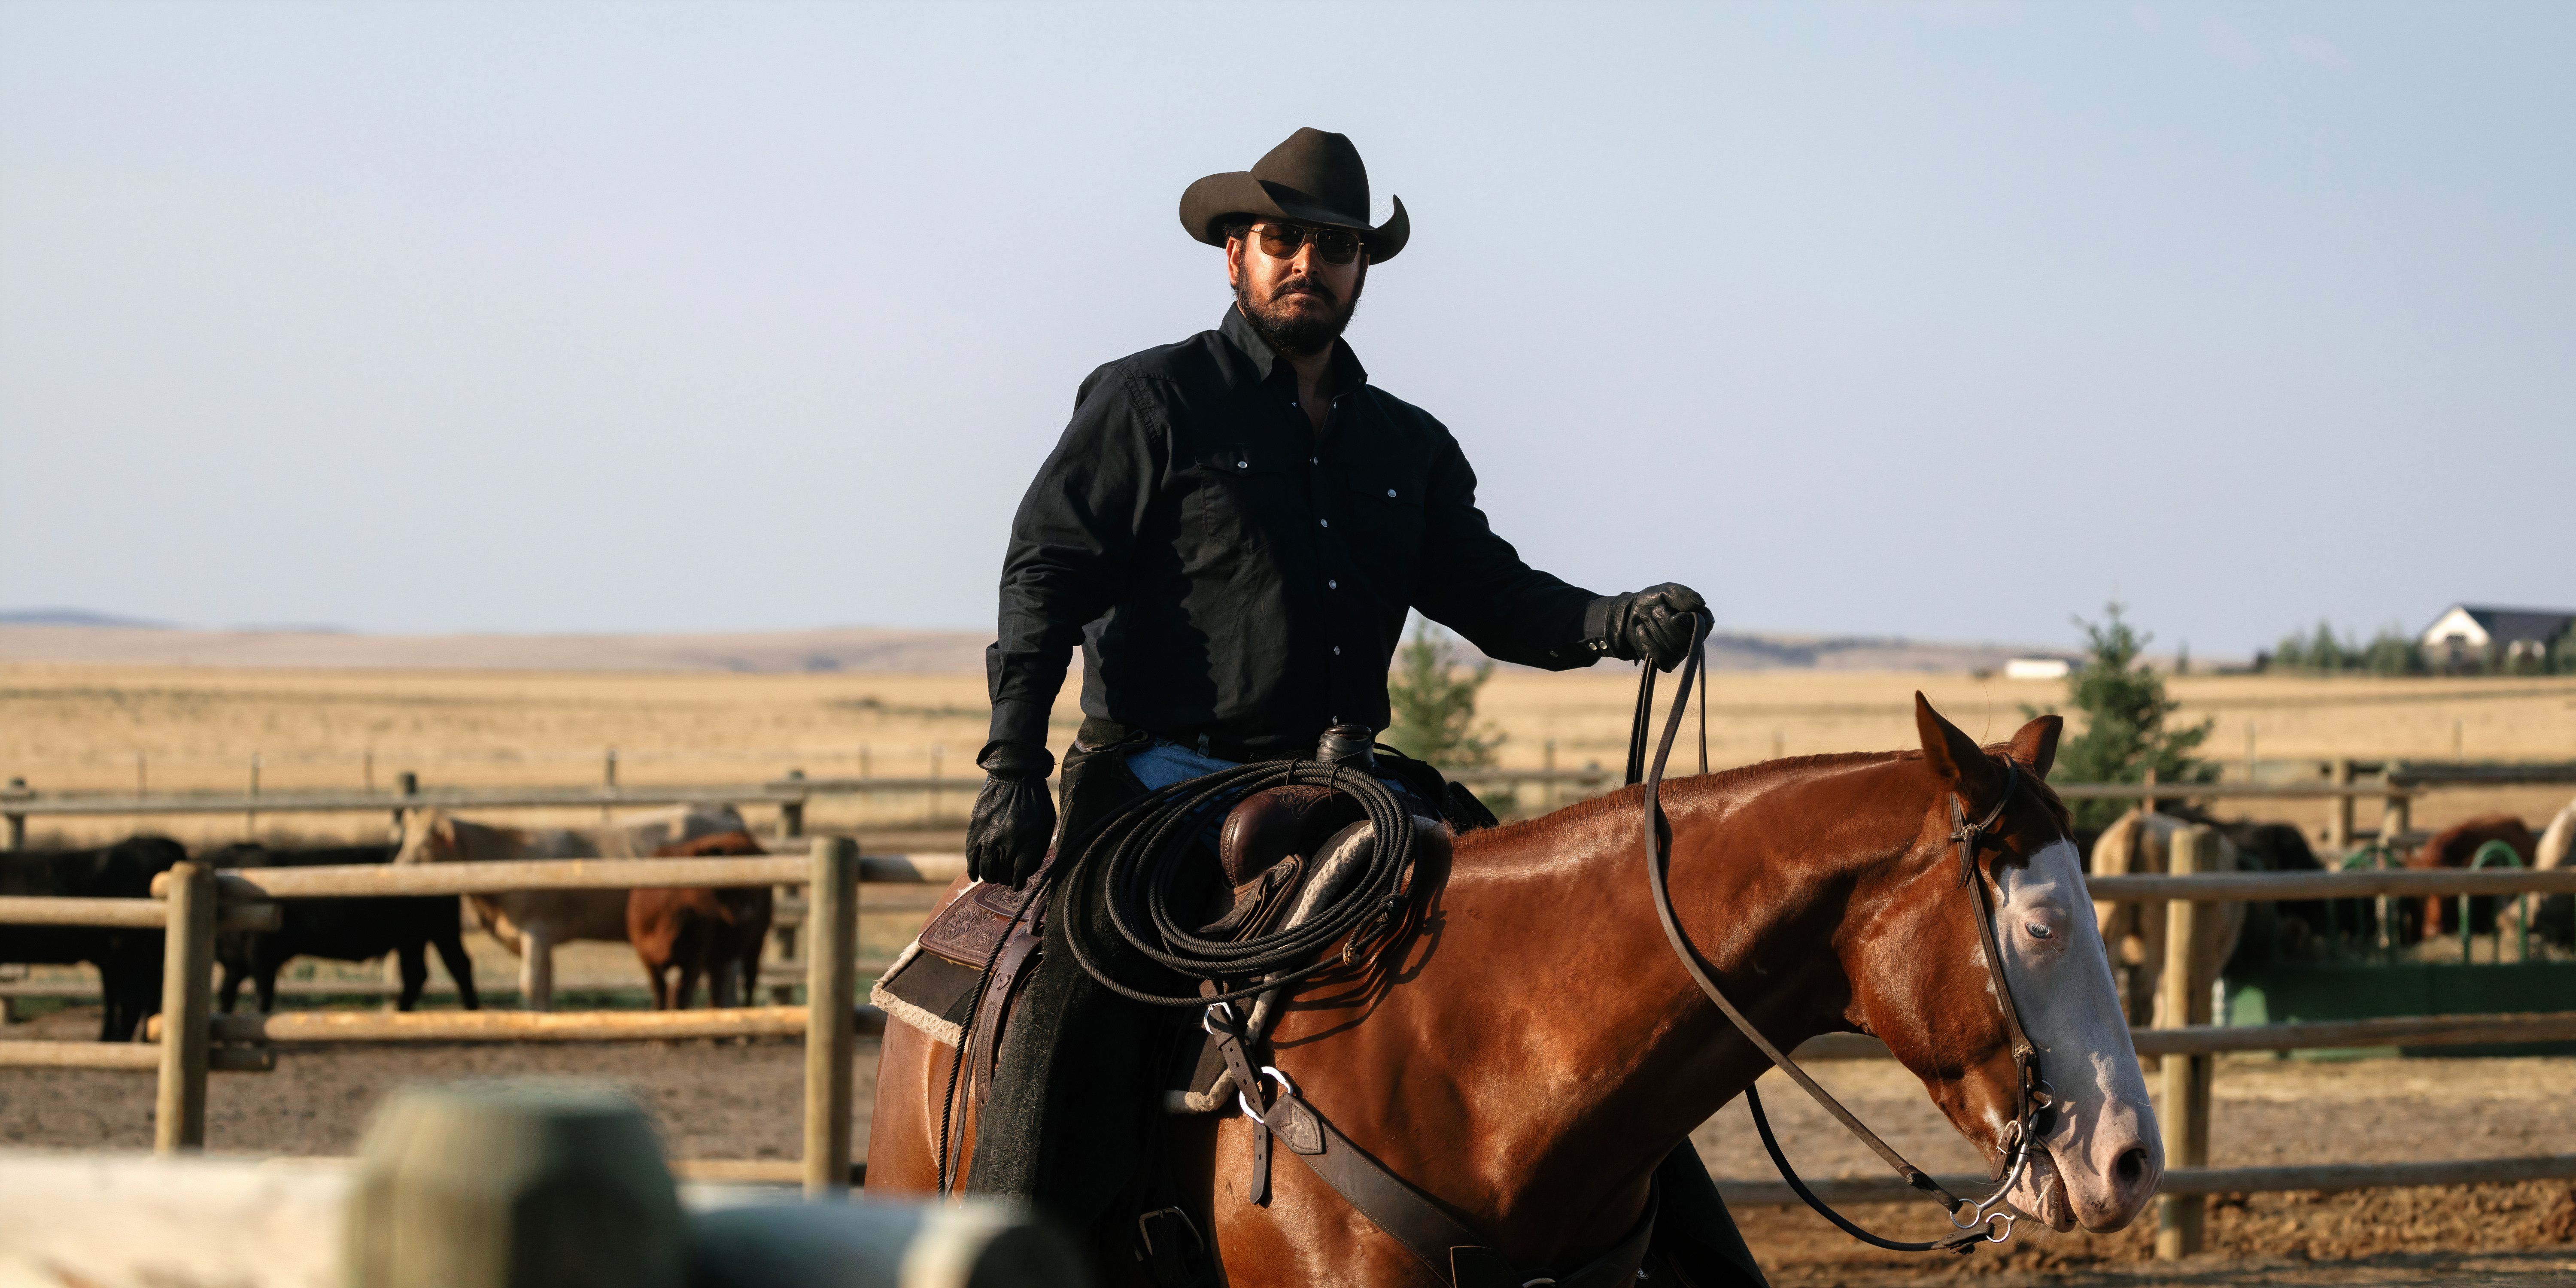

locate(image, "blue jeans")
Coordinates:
1125 739 1420 799
1123 739 1421 845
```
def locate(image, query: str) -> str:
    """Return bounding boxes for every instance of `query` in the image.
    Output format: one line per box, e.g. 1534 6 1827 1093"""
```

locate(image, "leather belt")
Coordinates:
1076 716 1302 764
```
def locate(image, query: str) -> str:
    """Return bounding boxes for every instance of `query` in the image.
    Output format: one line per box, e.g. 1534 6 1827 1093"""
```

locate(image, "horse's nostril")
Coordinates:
2114 1145 2149 1186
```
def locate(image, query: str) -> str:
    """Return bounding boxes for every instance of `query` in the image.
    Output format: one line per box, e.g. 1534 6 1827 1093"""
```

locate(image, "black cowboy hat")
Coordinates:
1179 128 1409 263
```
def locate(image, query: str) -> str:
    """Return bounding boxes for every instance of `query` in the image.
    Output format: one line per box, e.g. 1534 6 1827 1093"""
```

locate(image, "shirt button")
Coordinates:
1386 489 1397 498
1333 646 1342 656
1318 519 1329 528
1310 456 1318 465
1236 460 1248 469
1327 580 1337 589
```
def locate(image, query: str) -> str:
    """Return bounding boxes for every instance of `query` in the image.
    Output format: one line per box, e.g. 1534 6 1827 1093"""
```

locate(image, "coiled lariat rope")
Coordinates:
1062 757 1420 1006
936 756 1417 1195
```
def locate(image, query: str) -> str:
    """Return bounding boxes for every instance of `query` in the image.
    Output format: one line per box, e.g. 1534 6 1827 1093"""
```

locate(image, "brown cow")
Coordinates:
627 831 774 1009
2089 808 2245 1027
2410 814 2536 941
395 804 747 1010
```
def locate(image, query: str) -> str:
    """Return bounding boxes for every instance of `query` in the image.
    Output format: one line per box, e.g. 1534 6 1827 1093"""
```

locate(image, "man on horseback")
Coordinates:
954 126 1725 1272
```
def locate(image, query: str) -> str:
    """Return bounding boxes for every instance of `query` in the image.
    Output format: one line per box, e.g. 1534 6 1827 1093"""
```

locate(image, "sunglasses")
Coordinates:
1246 222 1365 266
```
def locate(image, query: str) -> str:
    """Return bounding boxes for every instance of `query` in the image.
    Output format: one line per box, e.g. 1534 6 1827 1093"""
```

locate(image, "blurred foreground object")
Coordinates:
0 1081 1087 1288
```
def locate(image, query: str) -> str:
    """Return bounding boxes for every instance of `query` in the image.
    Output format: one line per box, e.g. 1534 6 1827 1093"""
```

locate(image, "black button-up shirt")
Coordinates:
986 309 1606 757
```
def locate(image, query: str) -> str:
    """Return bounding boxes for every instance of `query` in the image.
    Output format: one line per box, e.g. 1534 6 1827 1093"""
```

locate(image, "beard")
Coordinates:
1236 265 1364 358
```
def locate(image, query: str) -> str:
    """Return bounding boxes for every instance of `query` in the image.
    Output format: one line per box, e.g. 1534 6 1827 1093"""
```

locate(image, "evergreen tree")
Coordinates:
1385 620 1502 768
2362 628 2421 677
2307 620 2348 671
2026 603 2215 829
2269 631 2307 671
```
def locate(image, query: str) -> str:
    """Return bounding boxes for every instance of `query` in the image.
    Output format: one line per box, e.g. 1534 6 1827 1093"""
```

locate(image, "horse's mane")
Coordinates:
1456 750 1905 851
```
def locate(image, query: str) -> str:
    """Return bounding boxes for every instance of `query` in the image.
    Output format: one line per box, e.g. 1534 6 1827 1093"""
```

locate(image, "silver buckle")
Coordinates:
1236 1064 1296 1125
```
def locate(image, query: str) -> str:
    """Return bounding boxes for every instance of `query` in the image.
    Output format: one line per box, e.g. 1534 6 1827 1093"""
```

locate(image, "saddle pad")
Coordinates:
870 876 1040 1047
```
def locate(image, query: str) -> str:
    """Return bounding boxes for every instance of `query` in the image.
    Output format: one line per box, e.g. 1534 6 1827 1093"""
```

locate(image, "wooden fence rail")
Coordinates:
1717 1154 2576 1209
140 851 962 900
1786 1009 2576 1062
2086 867 2576 902
19 754 2572 836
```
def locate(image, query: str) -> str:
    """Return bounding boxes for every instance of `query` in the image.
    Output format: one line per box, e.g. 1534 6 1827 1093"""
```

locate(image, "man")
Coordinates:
969 127 1702 886
959 128 1755 1284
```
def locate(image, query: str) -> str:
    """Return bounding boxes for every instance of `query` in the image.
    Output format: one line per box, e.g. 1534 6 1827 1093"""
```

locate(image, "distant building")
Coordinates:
2003 657 2074 681
2418 604 2575 671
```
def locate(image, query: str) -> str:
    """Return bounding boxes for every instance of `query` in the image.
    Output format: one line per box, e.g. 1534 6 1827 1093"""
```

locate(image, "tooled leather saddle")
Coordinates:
872 779 1382 1051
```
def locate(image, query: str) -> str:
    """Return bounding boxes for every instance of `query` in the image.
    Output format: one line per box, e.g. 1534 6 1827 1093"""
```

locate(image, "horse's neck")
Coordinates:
1375 760 1915 1236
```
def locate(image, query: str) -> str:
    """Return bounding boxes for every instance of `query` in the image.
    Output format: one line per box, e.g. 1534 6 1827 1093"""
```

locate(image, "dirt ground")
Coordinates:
2 1019 2567 1285
1695 1057 2576 1286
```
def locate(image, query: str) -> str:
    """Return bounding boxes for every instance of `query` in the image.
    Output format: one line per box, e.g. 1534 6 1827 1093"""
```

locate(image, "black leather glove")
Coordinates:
1585 583 1708 671
965 741 1056 888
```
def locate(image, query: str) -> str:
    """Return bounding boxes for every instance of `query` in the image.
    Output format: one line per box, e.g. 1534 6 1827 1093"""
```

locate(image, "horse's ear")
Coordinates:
2008 714 2063 780
1914 692 2004 800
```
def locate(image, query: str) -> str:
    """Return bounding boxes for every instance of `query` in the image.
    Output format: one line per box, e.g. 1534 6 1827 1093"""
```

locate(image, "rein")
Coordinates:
1634 614 2053 1253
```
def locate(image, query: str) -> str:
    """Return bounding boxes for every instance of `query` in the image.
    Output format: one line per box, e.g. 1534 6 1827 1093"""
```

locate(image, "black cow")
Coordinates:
207 844 479 1013
0 836 185 1040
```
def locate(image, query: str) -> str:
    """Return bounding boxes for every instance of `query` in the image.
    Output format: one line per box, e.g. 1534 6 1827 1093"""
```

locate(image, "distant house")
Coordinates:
2003 657 2074 680
2418 604 2576 671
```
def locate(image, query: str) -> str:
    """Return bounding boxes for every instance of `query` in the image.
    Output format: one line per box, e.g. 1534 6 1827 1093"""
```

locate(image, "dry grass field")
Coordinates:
2 663 2572 848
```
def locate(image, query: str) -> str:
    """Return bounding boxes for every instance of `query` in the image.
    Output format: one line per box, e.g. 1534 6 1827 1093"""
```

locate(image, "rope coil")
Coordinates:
1061 758 1420 1006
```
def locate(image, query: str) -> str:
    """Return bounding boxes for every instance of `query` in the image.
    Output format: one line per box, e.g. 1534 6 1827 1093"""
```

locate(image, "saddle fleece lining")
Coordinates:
870 939 967 1048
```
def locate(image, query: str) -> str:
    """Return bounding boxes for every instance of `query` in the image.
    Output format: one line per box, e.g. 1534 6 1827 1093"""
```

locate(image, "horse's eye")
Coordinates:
2026 922 2054 940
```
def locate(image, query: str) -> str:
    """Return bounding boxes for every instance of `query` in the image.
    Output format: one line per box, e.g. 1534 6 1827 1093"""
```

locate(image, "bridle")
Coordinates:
1634 613 2058 1253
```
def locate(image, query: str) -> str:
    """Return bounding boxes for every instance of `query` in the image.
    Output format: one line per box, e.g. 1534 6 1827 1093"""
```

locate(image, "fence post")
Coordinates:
391 770 418 839
4 777 24 852
2327 757 2353 852
2380 761 2411 843
155 861 216 1153
2154 824 2212 1260
781 768 807 839
804 835 859 1194
2140 766 2157 817
345 1083 686 1288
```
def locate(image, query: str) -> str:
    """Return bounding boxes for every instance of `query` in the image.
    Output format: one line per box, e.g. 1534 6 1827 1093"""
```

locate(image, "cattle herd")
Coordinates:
0 804 778 1040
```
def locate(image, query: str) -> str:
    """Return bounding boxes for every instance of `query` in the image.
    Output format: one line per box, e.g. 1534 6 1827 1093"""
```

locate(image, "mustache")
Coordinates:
1271 276 1337 305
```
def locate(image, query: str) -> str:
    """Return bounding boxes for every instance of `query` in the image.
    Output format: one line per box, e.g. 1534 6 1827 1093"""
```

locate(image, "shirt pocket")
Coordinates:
1179 446 1291 563
1339 470 1428 600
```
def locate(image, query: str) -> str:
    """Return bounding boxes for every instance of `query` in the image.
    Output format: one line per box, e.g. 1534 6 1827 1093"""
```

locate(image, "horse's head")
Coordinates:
1847 696 2160 1233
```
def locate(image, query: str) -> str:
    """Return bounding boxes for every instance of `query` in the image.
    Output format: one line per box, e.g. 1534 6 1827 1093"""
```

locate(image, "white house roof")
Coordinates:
2419 604 2576 647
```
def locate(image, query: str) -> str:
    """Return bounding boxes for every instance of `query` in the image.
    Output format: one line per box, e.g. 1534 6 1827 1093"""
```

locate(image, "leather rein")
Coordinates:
1633 613 2055 1253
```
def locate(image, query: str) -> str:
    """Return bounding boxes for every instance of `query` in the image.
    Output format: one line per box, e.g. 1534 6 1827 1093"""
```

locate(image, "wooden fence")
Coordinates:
0 840 965 1193
14 754 2567 849
4 832 2572 1260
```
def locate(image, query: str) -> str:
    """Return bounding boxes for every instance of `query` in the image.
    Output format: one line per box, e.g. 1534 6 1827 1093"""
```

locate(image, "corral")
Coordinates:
3 663 2573 1284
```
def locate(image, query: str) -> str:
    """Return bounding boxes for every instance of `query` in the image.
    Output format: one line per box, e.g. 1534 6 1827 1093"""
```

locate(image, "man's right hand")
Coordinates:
965 741 1057 887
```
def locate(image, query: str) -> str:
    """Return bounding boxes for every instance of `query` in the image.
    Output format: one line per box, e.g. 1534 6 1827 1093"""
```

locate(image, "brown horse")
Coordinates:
867 699 2160 1284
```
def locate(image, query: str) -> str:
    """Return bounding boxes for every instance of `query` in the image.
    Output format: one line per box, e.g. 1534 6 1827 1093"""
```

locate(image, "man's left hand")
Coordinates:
1591 583 1708 671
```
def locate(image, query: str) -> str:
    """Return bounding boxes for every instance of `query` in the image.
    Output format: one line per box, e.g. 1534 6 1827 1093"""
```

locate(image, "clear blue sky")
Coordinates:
3 1 2567 656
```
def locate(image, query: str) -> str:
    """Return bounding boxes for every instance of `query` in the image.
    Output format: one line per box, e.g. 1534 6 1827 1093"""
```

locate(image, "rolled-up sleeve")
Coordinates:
985 368 1166 750
1410 433 1601 671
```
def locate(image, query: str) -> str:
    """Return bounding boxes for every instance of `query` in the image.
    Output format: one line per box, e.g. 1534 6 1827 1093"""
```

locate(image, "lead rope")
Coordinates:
1633 614 2029 1253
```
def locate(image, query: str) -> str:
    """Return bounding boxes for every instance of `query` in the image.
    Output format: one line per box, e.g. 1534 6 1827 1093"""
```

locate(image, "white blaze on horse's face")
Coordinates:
1990 837 2163 1233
